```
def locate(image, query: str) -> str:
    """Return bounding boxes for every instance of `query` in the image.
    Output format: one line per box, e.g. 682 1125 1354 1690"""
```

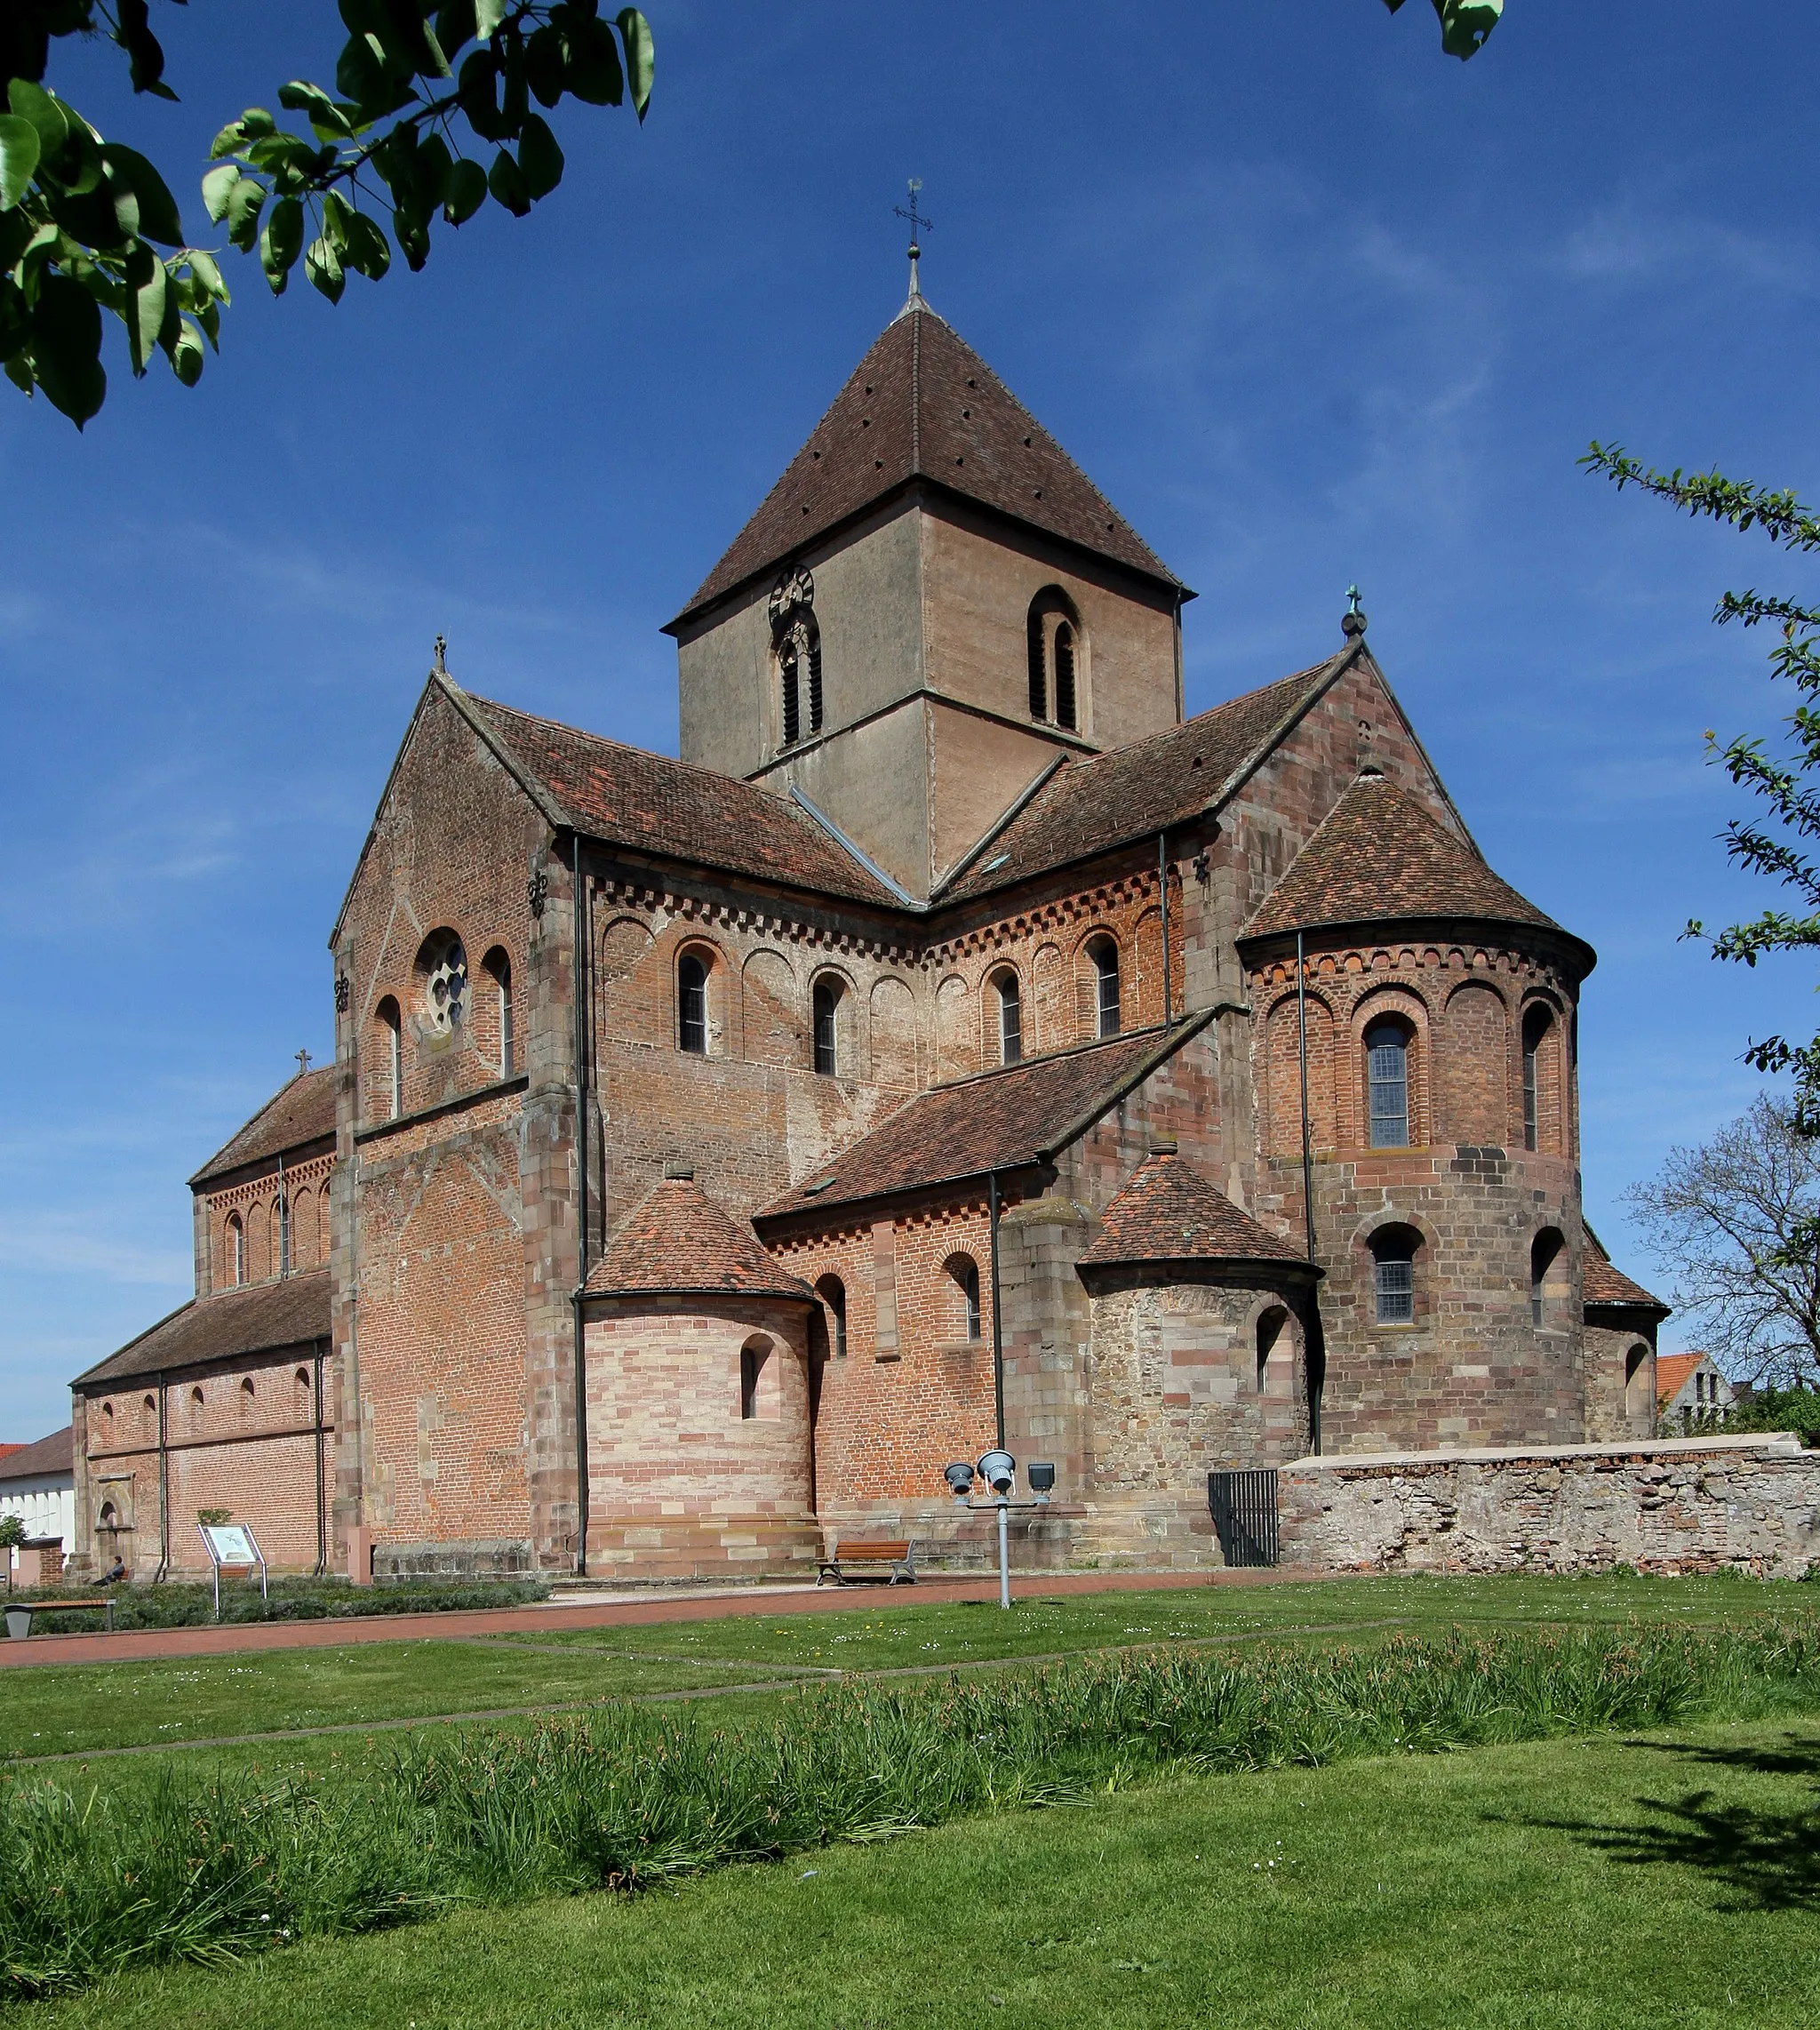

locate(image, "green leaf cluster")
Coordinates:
1380 0 1505 60
1585 444 1820 1169
3 1 651 425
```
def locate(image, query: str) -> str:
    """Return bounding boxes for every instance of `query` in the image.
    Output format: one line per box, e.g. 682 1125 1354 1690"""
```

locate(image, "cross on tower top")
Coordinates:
893 178 931 303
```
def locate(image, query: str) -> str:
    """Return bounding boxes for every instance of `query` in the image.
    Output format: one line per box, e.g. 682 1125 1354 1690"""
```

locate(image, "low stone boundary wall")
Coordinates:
1280 1434 1820 1578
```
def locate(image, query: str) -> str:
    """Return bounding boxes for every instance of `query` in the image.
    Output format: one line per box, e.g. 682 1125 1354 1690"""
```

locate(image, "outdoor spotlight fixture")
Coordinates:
1027 1461 1056 1503
978 1450 1016 1496
944 1460 977 1503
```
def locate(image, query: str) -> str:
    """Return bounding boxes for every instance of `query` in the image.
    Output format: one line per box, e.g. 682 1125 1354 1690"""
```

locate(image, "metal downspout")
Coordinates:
155 1371 170 1580
571 836 591 1576
312 1339 328 1575
1296 929 1322 1455
987 1171 1006 1450
1159 829 1172 1029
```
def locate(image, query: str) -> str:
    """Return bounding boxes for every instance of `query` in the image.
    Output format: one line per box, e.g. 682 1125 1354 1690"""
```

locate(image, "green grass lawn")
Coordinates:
0 1642 775 1762
4 1572 1805 1769
21 1715 1819 2029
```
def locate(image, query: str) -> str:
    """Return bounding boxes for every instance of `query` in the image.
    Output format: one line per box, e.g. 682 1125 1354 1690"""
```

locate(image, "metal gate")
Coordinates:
1208 1469 1279 1568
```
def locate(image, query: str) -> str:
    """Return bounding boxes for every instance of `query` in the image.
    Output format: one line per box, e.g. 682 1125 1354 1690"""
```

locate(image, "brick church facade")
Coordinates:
69 289 1668 1580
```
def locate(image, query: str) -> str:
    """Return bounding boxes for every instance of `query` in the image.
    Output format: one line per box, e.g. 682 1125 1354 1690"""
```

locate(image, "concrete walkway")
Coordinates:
0 1566 1321 1669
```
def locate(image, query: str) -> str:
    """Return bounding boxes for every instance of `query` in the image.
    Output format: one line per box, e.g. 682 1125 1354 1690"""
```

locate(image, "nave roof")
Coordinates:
189 1067 337 1187
73 1267 331 1390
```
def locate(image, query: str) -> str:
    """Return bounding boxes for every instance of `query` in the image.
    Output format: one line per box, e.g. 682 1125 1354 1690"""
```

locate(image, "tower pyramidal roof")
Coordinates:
669 301 1186 629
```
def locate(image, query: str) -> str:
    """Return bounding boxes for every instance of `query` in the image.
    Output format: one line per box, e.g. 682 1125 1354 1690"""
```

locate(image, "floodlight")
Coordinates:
1027 1462 1056 1499
944 1461 976 1501
978 1450 1016 1495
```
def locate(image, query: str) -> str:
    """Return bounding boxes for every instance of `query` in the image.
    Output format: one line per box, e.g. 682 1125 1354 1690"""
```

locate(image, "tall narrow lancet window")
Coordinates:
994 970 1023 1065
817 1275 848 1359
1521 1004 1553 1152
227 1212 245 1288
779 632 802 747
947 1255 983 1341
1089 937 1121 1039
375 996 403 1120
277 1193 291 1276
1365 1021 1410 1148
813 978 842 1076
483 947 514 1077
678 952 709 1055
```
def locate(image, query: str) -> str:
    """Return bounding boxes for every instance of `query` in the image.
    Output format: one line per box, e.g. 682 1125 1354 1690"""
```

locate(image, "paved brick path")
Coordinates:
0 1566 1324 1670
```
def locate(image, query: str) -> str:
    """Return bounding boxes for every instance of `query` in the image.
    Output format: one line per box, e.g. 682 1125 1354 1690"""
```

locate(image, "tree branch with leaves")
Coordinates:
1380 0 1504 61
0 1 651 427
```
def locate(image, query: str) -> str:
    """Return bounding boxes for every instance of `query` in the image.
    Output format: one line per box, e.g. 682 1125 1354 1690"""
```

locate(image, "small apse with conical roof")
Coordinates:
665 292 1193 900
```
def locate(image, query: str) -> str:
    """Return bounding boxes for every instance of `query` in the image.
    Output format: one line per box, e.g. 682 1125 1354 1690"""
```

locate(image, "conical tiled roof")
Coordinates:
1583 1230 1669 1316
670 303 1185 627
1078 1150 1313 1270
585 1177 816 1302
1241 772 1581 956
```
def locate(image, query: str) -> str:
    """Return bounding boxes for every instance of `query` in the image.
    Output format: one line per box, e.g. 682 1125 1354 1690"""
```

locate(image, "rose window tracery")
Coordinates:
425 939 468 1034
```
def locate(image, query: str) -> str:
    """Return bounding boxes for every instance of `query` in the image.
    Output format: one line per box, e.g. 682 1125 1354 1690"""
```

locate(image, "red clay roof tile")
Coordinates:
1078 1150 1312 1269
188 1068 337 1187
467 691 900 907
759 1018 1211 1221
1583 1245 1669 1315
1241 771 1572 947
586 1177 817 1301
1654 1352 1704 1404
74 1268 332 1390
673 305 1184 627
941 658 1342 902
0 1427 73 1481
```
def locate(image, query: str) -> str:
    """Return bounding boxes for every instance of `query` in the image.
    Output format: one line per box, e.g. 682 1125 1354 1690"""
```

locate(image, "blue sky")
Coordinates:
5 1 1818 1436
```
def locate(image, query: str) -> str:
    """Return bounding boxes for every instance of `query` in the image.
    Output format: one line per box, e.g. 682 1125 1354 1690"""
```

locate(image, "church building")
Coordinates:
69 278 1668 1580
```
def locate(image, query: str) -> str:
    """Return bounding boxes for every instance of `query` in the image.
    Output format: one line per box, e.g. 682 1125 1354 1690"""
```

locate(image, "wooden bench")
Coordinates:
817 1539 917 1586
4 1598 115 1639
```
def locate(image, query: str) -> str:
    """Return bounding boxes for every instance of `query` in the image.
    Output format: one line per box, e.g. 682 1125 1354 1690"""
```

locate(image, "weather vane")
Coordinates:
894 178 930 300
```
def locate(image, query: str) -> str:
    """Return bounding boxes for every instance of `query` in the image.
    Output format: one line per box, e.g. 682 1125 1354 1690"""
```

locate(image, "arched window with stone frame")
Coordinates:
816 1275 848 1360
811 974 845 1077
677 945 715 1056
1026 586 1084 731
1363 1016 1415 1149
226 1211 245 1288
1367 1223 1423 1326
1080 934 1121 1041
989 965 1023 1066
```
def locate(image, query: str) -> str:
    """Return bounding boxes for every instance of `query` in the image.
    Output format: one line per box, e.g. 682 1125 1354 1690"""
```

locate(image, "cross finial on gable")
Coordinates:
433 634 447 674
1342 585 1368 640
295 1048 312 1075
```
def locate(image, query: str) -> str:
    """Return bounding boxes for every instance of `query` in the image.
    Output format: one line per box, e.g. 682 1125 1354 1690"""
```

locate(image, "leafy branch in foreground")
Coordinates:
1 2 652 427
1584 444 1820 1146
1380 0 1504 60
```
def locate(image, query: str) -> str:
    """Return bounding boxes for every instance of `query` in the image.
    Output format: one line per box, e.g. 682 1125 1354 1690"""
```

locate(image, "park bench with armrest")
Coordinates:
817 1539 917 1586
4 1598 116 1639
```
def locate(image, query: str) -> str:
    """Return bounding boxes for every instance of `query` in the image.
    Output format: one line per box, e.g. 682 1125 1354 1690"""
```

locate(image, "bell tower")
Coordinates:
665 298 1192 900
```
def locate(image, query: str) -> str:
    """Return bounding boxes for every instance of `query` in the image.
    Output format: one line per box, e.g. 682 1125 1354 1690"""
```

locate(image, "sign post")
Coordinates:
196 1522 267 1620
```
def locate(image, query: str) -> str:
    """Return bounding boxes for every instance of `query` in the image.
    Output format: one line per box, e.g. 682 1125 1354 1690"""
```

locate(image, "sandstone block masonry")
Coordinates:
1280 1435 1820 1578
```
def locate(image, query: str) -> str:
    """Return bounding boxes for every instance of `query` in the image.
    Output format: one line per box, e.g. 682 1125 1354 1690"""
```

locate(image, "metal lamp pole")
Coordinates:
945 1453 1053 1610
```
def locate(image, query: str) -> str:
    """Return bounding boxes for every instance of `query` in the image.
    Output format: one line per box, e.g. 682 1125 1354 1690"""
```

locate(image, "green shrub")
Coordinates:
5 1615 1820 2001
7 1575 549 1634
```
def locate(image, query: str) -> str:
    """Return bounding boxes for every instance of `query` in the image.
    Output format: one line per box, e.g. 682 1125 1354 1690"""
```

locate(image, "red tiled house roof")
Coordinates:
73 1267 332 1390
671 304 1185 628
0 1427 74 1482
189 1068 337 1186
586 1177 816 1301
1241 771 1589 966
941 656 1348 902
1078 1150 1313 1270
461 688 901 907
760 1017 1212 1222
1654 1353 1704 1406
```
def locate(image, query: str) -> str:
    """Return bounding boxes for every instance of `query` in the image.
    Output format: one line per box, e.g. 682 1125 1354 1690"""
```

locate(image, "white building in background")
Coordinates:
2 1427 76 1584
1656 1354 1736 1429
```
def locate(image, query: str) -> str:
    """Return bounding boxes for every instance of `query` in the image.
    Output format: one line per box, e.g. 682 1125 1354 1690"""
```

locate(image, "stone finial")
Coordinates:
1342 585 1367 640
663 1160 695 1181
1148 1135 1179 1157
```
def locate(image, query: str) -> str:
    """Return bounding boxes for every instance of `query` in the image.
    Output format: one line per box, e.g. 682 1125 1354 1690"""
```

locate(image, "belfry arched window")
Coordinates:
770 565 822 748
1365 1020 1410 1149
1026 587 1083 732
